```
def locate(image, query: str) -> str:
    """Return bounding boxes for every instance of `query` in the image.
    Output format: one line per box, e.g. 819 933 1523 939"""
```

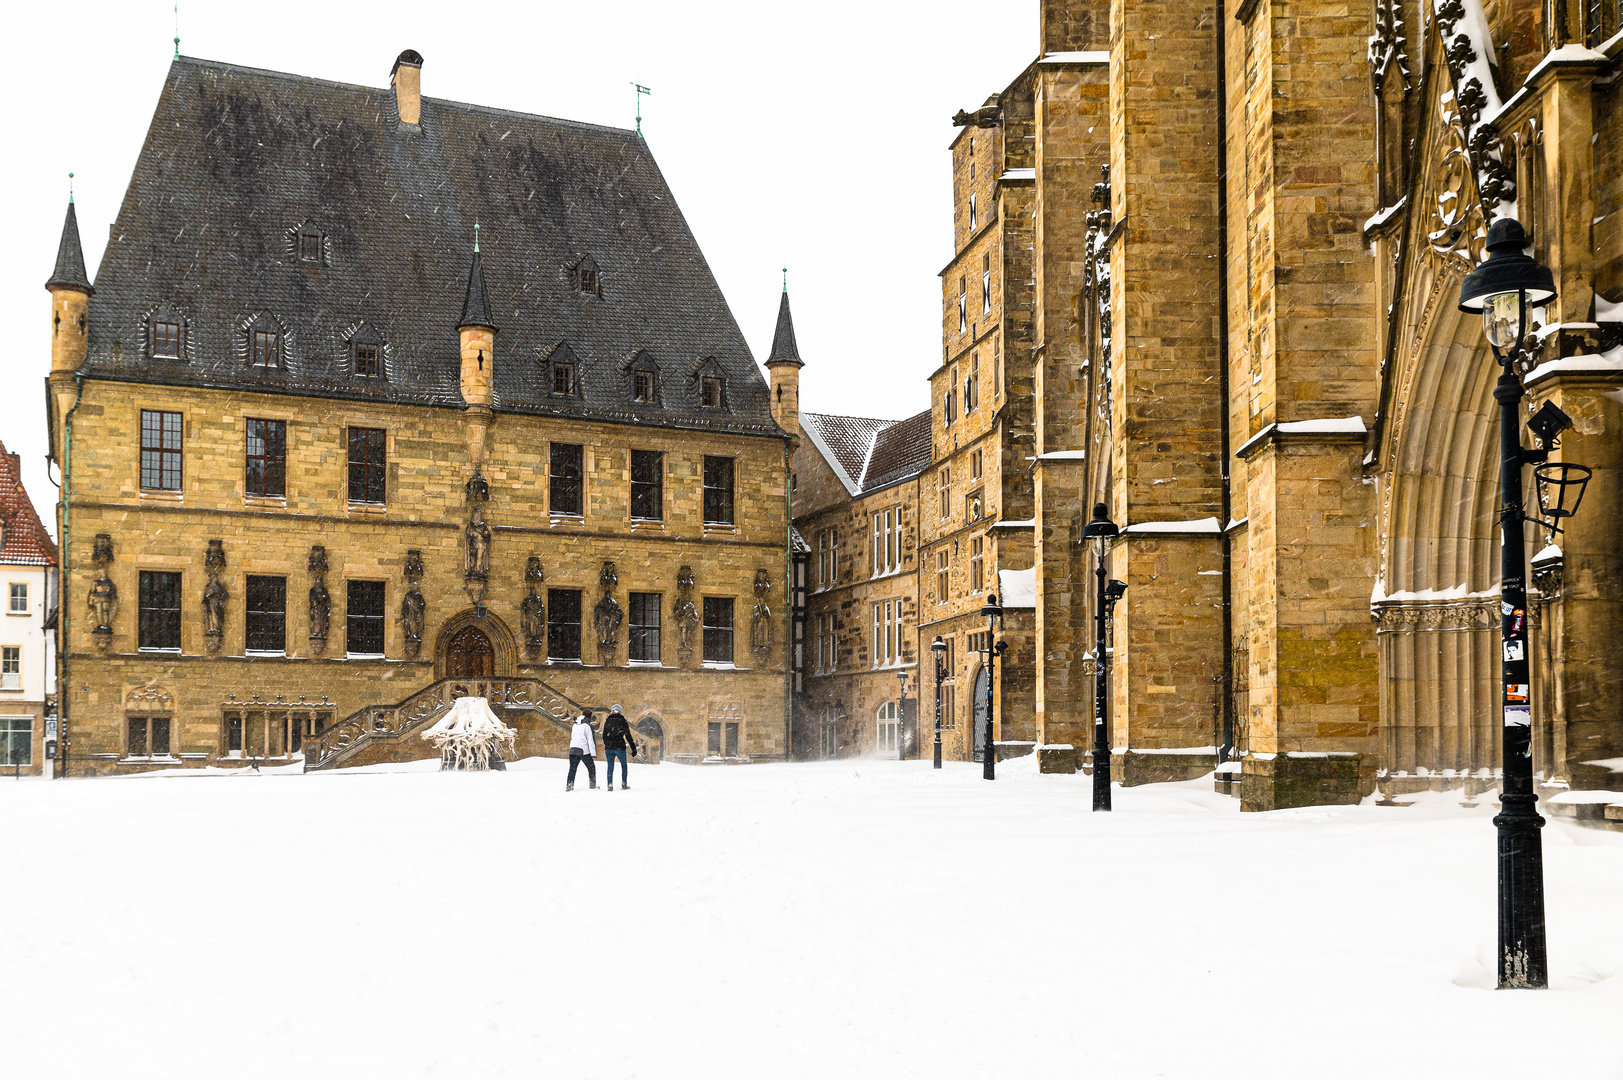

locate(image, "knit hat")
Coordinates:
610 704 624 715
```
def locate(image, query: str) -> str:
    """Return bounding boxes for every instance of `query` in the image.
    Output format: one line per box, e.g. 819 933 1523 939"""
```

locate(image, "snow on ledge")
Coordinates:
990 518 1035 529
1523 346 1623 385
1523 43 1609 84
998 168 1036 182
1236 416 1366 457
1122 517 1221 535
1036 449 1088 460
1039 50 1109 64
1597 294 1622 323
1363 195 1408 234
1532 543 1562 564
997 567 1036 609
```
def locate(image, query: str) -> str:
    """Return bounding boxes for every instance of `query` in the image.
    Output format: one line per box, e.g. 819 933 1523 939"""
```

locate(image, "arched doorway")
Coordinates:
446 625 494 677
635 715 665 763
972 666 989 762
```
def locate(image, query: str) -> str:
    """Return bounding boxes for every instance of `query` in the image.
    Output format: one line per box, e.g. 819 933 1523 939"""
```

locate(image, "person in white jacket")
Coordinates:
566 710 598 791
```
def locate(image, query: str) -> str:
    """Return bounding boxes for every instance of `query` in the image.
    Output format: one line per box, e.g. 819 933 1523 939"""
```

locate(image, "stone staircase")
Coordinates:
304 676 581 772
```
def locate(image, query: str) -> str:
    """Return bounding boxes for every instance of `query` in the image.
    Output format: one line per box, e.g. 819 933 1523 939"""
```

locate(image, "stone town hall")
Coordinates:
46 50 804 773
791 0 1623 813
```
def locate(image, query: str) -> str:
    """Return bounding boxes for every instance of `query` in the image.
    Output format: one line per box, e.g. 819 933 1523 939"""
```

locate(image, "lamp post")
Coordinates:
932 635 946 770
896 669 908 761
1457 217 1590 990
979 594 1003 780
1082 503 1126 812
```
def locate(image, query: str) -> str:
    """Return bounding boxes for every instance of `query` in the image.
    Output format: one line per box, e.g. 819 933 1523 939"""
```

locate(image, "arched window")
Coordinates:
876 700 900 758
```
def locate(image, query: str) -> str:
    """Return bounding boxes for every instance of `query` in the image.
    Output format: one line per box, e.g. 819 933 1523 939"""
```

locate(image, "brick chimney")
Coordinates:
391 50 423 126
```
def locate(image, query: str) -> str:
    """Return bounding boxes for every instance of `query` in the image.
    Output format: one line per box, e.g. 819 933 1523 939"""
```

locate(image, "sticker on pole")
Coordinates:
1504 705 1531 728
1506 684 1529 703
1503 640 1524 662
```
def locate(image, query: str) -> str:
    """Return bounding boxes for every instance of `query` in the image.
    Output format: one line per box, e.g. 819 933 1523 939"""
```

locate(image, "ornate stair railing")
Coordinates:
304 676 580 772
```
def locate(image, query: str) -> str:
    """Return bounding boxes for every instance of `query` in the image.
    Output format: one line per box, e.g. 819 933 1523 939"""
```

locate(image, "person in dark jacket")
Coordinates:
601 705 639 791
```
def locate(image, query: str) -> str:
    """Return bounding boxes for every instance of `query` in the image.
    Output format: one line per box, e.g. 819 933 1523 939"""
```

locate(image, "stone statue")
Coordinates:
594 560 622 662
203 576 228 642
520 556 546 656
308 545 331 652
674 564 700 666
751 568 772 664
88 573 117 636
465 507 491 580
401 549 426 658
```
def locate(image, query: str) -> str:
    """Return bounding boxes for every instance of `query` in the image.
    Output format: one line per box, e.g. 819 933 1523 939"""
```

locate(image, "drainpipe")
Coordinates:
1214 1 1236 765
783 437 794 761
56 373 85 779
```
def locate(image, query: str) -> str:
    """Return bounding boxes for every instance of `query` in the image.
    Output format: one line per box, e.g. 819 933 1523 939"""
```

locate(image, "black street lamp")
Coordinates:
896 669 909 760
1458 217 1590 990
1081 503 1126 811
931 635 947 770
979 594 1003 780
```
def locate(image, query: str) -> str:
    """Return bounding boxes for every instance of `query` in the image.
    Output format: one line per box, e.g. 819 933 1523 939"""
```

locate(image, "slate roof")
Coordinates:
0 444 59 568
78 55 782 438
46 201 93 294
801 409 933 495
766 290 802 366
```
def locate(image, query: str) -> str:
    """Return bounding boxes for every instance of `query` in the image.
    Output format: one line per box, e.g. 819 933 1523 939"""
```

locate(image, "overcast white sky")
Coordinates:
4 0 1036 533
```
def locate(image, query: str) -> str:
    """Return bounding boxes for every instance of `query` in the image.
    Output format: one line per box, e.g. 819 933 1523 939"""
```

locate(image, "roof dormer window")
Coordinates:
243 312 286 369
355 341 381 377
298 230 323 264
554 359 577 396
253 330 280 368
634 369 657 403
701 374 726 409
153 322 180 359
571 255 603 299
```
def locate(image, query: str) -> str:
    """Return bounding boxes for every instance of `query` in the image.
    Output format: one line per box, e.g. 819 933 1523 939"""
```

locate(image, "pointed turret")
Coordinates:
46 199 93 373
457 234 497 467
764 287 803 436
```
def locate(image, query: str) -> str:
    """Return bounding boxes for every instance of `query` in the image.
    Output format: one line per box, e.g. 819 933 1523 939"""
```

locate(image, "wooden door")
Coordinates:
446 626 494 677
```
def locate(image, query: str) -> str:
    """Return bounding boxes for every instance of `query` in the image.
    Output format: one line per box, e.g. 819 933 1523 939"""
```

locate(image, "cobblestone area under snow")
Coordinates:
3 755 1621 1079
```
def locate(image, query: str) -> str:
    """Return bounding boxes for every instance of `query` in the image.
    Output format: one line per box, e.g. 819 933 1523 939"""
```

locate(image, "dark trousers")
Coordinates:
567 749 596 785
606 748 628 785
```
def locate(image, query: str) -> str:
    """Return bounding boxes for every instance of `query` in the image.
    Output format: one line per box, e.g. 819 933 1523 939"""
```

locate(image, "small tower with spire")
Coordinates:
46 187 94 374
764 275 804 438
457 225 497 465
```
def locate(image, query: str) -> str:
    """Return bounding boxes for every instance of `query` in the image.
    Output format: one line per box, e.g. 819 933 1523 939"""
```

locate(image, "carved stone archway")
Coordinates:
432 608 518 680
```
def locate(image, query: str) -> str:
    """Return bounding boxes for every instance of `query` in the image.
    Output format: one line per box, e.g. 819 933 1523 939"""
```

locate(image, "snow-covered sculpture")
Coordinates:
421 696 516 771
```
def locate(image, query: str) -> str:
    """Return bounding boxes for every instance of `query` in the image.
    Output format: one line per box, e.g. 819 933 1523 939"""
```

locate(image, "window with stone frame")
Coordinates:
994 340 1002 401
225 706 332 759
9 583 27 614
629 592 662 664
298 230 323 263
702 597 734 666
966 489 984 522
138 570 182 651
548 588 583 661
550 443 584 516
968 193 977 231
0 716 29 766
970 448 983 480
870 599 900 668
938 467 950 519
245 418 286 498
703 456 735 525
245 575 287 655
936 549 949 605
872 509 902 576
815 613 828 673
140 409 183 491
152 320 181 360
966 353 979 413
941 683 957 731
970 535 985 593
354 341 382 378
126 715 172 760
822 613 837 673
701 374 727 409
958 279 967 334
345 580 385 657
945 370 957 427
982 253 991 313
0 646 19 691
347 427 387 505
630 450 663 521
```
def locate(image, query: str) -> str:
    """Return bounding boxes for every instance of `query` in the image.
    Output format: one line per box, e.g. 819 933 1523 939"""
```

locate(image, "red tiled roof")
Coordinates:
0 442 58 567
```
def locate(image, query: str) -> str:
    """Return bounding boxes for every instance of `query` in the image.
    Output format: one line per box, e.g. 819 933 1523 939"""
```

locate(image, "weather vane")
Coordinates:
173 2 180 60
782 266 787 293
632 83 651 137
69 172 75 204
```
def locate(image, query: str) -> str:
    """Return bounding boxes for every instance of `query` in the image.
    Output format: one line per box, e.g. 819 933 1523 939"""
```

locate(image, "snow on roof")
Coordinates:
997 568 1036 609
1035 450 1087 460
1121 517 1221 535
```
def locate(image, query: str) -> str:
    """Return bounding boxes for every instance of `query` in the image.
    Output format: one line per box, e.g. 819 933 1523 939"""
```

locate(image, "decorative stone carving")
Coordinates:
202 539 228 652
464 505 492 612
1371 599 1497 632
520 557 546 659
124 685 175 712
308 545 331 654
401 549 426 659
750 568 772 665
88 532 117 649
1433 0 1515 219
1531 550 1564 599
594 560 623 663
674 565 700 667
465 468 490 506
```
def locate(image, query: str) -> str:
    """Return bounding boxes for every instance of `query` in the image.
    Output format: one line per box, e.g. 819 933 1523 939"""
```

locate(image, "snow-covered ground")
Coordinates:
3 755 1621 1079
